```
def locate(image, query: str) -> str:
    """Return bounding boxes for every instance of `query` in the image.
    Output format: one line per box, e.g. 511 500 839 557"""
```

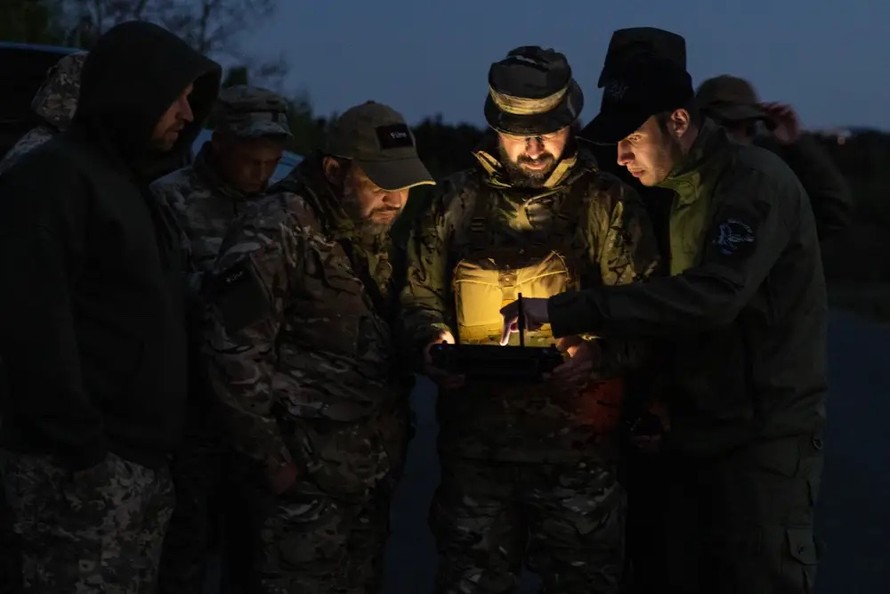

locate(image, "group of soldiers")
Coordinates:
0 19 850 594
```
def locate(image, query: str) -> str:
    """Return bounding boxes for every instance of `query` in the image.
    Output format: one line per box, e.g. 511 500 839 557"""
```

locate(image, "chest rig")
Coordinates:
452 182 586 347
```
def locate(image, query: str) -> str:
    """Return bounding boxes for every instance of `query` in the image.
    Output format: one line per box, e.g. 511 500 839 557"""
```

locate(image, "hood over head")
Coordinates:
31 51 88 130
72 20 221 175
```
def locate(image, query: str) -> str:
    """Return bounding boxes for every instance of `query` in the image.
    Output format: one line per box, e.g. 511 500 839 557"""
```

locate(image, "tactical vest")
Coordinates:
439 178 628 462
452 185 584 348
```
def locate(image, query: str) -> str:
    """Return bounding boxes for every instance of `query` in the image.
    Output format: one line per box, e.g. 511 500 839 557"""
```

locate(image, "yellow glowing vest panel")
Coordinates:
453 247 574 346
451 186 583 347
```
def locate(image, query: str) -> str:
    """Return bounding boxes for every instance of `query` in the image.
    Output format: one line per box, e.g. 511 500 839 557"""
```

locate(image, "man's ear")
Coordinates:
670 108 692 140
322 156 343 185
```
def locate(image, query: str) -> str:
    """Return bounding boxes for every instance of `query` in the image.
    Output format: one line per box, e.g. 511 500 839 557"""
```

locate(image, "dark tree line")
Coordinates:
5 0 890 304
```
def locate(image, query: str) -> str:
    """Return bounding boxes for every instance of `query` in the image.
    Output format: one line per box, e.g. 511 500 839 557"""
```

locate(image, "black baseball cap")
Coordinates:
583 29 694 144
324 101 434 191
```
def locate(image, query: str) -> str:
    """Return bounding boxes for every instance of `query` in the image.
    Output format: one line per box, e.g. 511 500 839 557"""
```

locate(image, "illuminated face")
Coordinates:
151 83 194 151
497 126 570 187
616 114 684 187
325 158 408 236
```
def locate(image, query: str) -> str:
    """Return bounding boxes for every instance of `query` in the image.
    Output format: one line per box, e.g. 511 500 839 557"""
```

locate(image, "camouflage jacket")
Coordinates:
151 142 264 279
0 127 56 176
401 139 659 370
203 156 401 470
0 52 87 176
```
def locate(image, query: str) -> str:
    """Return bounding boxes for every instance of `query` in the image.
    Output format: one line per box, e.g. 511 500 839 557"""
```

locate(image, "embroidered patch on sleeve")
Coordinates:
712 217 756 258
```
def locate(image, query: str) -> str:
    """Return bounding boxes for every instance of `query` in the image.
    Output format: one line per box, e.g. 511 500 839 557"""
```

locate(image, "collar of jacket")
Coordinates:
276 155 393 277
192 141 257 203
656 118 729 205
274 153 359 242
470 135 596 190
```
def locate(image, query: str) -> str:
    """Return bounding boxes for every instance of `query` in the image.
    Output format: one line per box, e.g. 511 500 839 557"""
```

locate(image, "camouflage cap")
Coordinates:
324 101 434 191
696 75 767 123
484 46 584 136
31 51 88 130
214 85 292 139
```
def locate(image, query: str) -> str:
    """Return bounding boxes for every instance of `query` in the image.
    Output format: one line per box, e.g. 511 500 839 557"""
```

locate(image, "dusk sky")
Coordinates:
245 0 890 132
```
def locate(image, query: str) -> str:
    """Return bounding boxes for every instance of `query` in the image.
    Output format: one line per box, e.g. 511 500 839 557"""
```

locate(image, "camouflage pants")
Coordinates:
662 432 824 594
243 411 409 594
0 450 175 594
430 457 626 594
244 483 393 594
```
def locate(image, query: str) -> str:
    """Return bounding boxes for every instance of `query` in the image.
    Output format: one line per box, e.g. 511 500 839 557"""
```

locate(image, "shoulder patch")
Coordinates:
712 215 757 258
207 257 271 332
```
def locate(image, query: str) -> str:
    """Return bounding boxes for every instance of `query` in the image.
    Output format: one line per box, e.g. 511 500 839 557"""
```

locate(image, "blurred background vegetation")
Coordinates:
5 0 889 323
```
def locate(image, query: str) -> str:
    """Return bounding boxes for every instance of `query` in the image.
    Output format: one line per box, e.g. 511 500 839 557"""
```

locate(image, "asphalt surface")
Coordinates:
381 310 890 594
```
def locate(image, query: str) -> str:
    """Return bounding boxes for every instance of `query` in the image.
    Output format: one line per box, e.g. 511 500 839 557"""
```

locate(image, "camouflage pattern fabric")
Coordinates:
0 52 88 176
151 142 264 279
401 139 659 462
150 138 272 593
213 85 292 140
152 87 290 594
401 139 656 594
31 52 88 130
0 127 55 177
430 458 626 594
0 450 174 593
248 487 390 594
204 156 409 591
240 409 408 593
205 156 403 469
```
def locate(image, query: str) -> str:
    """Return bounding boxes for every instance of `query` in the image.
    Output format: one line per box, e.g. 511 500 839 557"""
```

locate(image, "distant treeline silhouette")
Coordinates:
8 0 889 318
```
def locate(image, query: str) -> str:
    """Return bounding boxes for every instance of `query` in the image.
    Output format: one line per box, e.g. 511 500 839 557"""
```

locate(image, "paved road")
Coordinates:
381 310 890 594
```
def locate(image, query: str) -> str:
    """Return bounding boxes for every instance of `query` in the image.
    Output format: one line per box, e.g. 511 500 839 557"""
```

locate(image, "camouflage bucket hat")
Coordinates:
483 46 584 136
696 75 767 123
324 101 435 191
214 85 293 139
31 51 88 129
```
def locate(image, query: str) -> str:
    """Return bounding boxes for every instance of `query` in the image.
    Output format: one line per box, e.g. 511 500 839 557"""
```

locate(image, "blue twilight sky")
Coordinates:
243 0 890 131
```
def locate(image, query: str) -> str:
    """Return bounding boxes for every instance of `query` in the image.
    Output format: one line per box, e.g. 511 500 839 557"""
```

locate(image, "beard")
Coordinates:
340 183 397 242
497 145 558 188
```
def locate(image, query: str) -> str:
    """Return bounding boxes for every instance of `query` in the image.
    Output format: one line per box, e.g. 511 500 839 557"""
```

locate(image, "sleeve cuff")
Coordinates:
548 290 604 338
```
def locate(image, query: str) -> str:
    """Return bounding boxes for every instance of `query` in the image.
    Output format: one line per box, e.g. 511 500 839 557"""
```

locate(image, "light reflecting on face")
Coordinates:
616 115 684 187
340 164 408 236
497 127 570 188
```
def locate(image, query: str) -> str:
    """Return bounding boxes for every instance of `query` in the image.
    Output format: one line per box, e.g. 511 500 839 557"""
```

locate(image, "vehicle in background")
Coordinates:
0 41 302 180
